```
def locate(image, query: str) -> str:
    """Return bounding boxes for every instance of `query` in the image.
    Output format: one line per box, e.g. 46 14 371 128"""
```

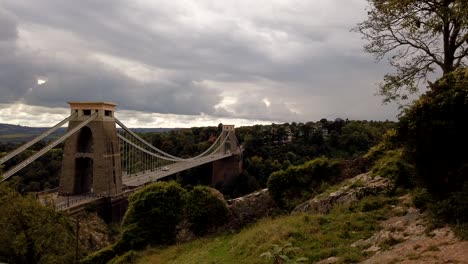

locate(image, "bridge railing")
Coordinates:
54 191 110 210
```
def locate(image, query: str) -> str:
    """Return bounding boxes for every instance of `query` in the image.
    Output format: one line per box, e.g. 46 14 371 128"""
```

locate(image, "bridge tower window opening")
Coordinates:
105 110 113 117
77 126 93 153
83 109 91 115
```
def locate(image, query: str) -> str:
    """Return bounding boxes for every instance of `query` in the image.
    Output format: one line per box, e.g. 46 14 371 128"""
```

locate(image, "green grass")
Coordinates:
134 195 398 264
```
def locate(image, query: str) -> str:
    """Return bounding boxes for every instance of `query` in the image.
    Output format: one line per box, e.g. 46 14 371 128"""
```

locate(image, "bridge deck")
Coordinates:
47 153 232 211
122 153 232 187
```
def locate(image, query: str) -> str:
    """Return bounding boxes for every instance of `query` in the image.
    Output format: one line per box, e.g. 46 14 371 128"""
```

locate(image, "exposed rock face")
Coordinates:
293 173 392 214
316 256 340 264
225 189 279 230
358 195 468 264
78 212 117 254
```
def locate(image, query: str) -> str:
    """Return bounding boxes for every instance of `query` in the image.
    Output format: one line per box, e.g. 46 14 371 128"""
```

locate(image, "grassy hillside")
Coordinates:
132 195 398 264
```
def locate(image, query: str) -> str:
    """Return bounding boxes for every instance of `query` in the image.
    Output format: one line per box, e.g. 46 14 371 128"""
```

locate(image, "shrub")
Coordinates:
108 250 138 264
412 188 433 211
267 157 342 209
82 182 187 263
80 245 116 264
119 181 186 249
185 186 228 235
398 68 468 238
398 68 468 196
430 182 468 230
371 149 415 188
364 129 399 163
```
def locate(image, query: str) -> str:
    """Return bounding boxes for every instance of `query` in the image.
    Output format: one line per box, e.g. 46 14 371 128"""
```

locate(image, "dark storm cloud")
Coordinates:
0 0 399 124
0 7 17 41
0 2 223 115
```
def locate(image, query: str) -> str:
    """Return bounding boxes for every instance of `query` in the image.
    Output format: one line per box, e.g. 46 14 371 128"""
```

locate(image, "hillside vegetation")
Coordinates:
83 69 468 263
1 70 466 263
136 195 398 264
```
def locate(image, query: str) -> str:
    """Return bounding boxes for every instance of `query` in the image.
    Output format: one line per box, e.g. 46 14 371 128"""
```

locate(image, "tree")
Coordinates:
356 0 468 103
0 184 75 264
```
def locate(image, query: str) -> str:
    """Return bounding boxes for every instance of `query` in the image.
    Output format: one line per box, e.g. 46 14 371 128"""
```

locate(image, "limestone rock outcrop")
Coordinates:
293 173 392 214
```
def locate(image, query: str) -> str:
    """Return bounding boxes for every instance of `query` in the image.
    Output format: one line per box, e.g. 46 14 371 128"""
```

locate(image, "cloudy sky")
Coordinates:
0 0 399 128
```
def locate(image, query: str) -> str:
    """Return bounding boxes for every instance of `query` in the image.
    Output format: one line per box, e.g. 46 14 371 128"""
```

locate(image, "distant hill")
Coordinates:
0 123 174 143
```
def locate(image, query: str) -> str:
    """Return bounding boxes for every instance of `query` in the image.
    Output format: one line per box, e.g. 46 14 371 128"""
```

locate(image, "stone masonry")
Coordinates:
59 102 122 196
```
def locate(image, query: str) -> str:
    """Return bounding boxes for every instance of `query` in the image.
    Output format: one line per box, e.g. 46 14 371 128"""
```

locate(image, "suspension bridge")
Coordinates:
0 102 242 217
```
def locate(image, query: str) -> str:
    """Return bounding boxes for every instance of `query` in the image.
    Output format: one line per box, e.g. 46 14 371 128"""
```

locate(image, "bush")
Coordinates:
267 157 342 209
82 182 187 263
371 149 415 188
399 68 468 238
399 68 468 196
185 186 228 235
119 181 186 249
412 188 433 211
108 250 138 264
364 129 399 163
430 182 468 227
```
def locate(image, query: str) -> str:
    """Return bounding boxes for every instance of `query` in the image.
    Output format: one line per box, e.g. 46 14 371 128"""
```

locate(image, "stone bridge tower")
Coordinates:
212 125 243 186
59 102 122 196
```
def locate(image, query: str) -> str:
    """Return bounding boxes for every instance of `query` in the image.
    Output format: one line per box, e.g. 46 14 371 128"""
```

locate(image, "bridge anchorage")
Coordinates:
0 102 242 220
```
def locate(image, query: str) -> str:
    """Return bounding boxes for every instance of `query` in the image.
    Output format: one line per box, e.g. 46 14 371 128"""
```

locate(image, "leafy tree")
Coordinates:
0 184 74 264
356 0 468 103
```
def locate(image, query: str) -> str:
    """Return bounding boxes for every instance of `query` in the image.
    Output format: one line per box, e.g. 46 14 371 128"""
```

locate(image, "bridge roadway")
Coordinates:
52 152 232 212
122 152 232 186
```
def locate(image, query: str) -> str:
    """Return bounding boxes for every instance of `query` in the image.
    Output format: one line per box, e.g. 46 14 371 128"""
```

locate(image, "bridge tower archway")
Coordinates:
59 102 122 196
77 126 93 153
74 157 93 193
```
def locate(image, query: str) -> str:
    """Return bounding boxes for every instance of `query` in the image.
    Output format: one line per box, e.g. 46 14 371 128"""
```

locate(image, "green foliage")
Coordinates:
0 184 75 264
379 235 405 250
371 149 415 188
83 181 187 264
120 181 186 249
260 242 309 264
355 0 468 103
411 188 433 211
108 250 138 264
185 186 228 235
267 157 342 209
399 68 468 195
350 195 399 213
80 245 116 264
364 129 399 163
0 144 63 192
430 182 468 236
137 194 398 263
412 185 468 240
